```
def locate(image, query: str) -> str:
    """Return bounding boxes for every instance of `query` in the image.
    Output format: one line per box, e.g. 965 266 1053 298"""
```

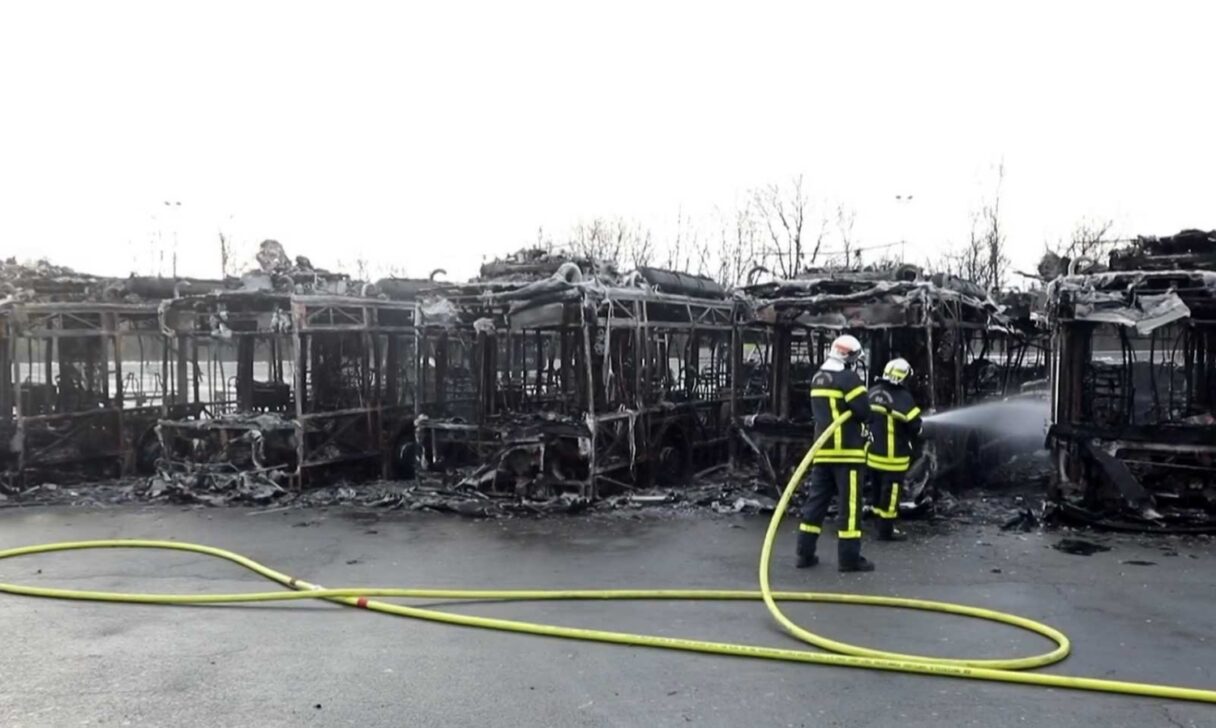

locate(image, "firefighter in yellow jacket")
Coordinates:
796 335 875 573
866 357 923 541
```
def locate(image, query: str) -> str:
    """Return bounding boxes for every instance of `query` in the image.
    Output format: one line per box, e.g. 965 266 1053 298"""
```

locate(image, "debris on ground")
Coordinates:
1049 500 1216 535
711 495 779 515
987 451 1053 490
1001 508 1040 532
0 457 1055 526
0 467 783 519
1053 538 1112 556
910 486 1050 529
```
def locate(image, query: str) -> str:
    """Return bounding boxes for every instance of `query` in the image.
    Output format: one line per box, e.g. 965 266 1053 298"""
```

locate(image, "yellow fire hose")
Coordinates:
1 413 1214 705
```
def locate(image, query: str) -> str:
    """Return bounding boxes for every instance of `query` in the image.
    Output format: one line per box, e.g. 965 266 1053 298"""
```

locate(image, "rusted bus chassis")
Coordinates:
1047 232 1216 531
155 290 420 486
735 270 1045 494
415 267 737 499
0 299 205 486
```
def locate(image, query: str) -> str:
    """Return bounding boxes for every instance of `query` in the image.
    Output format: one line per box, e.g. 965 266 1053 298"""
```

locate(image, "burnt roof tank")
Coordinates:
635 267 727 299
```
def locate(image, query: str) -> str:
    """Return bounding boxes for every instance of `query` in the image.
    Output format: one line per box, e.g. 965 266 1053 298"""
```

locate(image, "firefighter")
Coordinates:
866 357 923 541
796 334 875 573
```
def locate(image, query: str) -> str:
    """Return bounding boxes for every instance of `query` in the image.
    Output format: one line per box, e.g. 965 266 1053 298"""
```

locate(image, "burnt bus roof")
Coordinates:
740 267 997 330
1108 229 1216 272
416 267 735 332
477 248 611 282
422 259 731 307
1048 230 1216 325
633 267 728 299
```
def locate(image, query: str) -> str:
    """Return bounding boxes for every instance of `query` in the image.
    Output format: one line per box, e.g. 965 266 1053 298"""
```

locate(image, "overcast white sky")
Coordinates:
1 1 1213 282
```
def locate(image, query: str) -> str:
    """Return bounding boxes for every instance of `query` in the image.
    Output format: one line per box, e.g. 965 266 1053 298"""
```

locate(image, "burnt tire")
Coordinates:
656 440 692 487
135 427 162 475
392 431 418 480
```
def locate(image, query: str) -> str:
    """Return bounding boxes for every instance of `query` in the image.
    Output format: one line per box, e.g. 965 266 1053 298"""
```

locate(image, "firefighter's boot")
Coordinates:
838 537 875 573
795 530 820 568
877 520 907 542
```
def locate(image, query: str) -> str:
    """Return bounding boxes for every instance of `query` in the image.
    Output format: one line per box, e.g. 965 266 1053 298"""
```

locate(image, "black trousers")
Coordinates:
869 469 903 537
797 462 865 563
869 470 903 521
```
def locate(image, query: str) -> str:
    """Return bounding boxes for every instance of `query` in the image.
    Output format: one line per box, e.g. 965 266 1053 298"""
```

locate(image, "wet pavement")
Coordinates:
0 505 1212 727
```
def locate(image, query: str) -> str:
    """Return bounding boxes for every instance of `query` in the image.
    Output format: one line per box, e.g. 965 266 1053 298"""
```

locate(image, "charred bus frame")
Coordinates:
156 288 420 486
415 261 737 499
735 268 1044 492
1046 231 1216 530
1 298 204 486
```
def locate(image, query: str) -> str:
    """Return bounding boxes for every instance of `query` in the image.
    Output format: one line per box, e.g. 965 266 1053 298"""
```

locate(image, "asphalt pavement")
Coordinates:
0 505 1212 727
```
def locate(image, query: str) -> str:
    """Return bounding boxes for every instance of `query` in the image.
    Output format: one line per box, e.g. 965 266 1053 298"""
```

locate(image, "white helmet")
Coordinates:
826 334 864 366
882 357 912 384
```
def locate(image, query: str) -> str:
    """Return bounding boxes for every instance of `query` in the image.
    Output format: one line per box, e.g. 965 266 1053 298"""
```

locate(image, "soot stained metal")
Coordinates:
415 248 737 499
1046 230 1216 532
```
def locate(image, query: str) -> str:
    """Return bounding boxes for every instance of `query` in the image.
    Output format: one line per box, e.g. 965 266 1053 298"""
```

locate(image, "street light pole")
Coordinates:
894 194 914 262
163 201 182 278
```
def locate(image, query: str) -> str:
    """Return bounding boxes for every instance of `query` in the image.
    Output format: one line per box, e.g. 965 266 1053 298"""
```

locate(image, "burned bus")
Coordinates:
735 266 1045 496
0 268 216 486
154 270 424 489
415 249 737 499
1046 230 1216 531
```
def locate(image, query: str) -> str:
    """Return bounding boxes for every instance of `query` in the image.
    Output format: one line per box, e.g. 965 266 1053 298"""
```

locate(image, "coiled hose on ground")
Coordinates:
0 413 1213 705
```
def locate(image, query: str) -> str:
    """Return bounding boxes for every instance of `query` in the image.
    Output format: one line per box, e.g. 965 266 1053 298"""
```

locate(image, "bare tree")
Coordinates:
713 202 762 287
938 217 987 283
834 204 857 267
570 218 623 266
941 163 1011 289
665 230 684 271
753 175 824 277
1067 217 1115 259
976 161 1010 291
605 217 654 269
217 231 232 279
691 234 712 277
664 207 701 271
568 216 653 270
713 210 735 286
1032 217 1115 281
625 223 654 269
217 214 238 278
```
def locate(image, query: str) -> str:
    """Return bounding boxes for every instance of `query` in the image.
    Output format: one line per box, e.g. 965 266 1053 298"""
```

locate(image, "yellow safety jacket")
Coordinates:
866 381 923 473
808 365 871 465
